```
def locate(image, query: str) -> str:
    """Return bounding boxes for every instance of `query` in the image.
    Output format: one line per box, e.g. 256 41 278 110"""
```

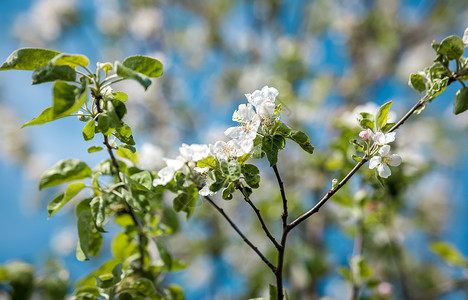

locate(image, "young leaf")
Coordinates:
375 101 393 130
242 164 260 189
115 61 152 90
51 53 90 68
262 135 286 167
156 241 173 271
197 155 217 169
227 160 241 181
76 210 92 261
39 159 92 190
82 120 95 141
430 241 468 267
116 147 139 165
32 64 76 84
47 182 86 217
122 55 163 78
53 80 88 118
222 182 235 200
21 107 64 128
454 87 468 115
0 48 60 70
438 35 465 60
132 278 158 298
289 130 314 154
173 185 198 219
90 196 106 232
408 73 427 93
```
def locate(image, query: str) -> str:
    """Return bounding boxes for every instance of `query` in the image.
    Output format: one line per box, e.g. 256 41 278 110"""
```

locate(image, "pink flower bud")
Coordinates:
359 130 371 140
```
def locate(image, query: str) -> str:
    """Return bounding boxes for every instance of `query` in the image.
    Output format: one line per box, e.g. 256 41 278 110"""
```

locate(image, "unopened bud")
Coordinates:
359 130 371 140
77 111 90 122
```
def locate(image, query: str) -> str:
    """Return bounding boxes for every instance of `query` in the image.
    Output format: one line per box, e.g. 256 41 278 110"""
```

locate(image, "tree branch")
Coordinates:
204 196 277 272
238 188 281 249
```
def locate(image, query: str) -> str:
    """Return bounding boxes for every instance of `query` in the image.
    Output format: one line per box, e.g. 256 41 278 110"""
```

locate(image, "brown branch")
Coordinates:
238 187 281 249
204 196 277 272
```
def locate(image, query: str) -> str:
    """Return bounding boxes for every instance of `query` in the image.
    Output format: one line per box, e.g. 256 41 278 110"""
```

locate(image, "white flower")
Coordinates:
245 86 278 120
224 104 260 153
371 131 396 145
463 27 468 45
153 158 184 186
369 145 402 178
178 143 210 162
212 140 243 161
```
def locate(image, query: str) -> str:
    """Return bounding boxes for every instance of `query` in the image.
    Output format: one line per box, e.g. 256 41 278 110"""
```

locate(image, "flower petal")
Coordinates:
379 145 391 156
369 156 381 169
388 154 402 166
384 132 396 144
377 163 391 178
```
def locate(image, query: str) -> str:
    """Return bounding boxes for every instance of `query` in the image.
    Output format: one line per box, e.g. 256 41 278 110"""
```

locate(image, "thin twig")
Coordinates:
238 188 281 249
204 196 277 272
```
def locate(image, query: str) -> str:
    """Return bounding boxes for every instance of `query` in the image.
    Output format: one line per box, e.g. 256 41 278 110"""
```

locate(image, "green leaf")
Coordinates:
122 55 163 78
164 285 185 300
76 210 92 261
82 120 95 141
262 135 286 166
222 182 235 200
112 91 128 102
112 232 137 261
115 61 152 90
156 241 173 270
173 185 199 219
0 48 59 70
430 241 468 267
352 155 362 162
72 286 101 300
133 278 158 298
242 164 260 189
197 155 217 169
408 73 427 93
289 130 314 154
454 87 468 115
87 146 102 153
32 64 76 84
90 196 106 232
438 35 465 60
21 107 63 128
116 147 138 165
39 159 92 190
274 122 292 136
251 135 264 159
47 182 86 217
53 81 88 118
98 62 113 76
375 101 393 131
227 160 241 181
51 53 89 68
427 77 449 101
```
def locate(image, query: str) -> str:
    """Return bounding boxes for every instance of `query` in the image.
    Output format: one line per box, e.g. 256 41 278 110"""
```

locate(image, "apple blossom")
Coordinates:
359 129 372 140
245 85 278 121
212 139 243 161
371 131 396 145
224 104 260 153
369 145 402 178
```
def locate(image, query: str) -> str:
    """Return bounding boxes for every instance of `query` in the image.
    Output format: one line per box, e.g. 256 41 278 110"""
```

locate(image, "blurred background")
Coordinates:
1 0 468 299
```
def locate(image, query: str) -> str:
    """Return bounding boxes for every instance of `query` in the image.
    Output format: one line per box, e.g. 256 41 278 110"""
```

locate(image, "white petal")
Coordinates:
194 167 209 173
464 27 468 45
369 156 381 169
388 154 402 166
384 132 396 144
257 101 276 118
378 164 391 178
199 184 214 196
224 126 241 139
373 132 386 145
379 145 391 156
153 166 175 186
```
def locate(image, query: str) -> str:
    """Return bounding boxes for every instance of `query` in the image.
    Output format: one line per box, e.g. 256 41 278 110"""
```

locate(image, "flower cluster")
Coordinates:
359 129 402 178
153 86 280 195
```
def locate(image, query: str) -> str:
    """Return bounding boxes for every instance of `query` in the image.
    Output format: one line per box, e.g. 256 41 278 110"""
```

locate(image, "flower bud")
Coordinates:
77 111 90 122
359 130 371 140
